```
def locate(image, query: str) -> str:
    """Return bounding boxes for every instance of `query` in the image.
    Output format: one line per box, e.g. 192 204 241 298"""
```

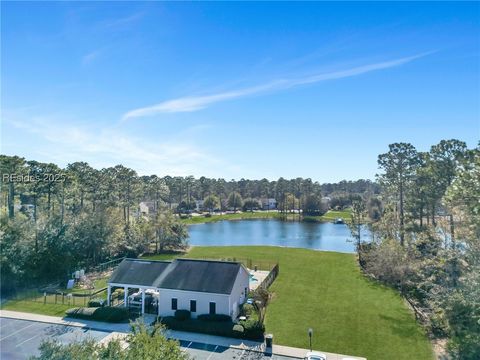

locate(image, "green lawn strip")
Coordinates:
140 252 184 261
1 300 72 317
181 210 352 225
180 246 433 360
181 211 281 224
321 209 352 220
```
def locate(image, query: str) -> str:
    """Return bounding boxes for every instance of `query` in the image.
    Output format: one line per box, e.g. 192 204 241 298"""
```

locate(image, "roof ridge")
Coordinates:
124 258 172 263
176 258 241 265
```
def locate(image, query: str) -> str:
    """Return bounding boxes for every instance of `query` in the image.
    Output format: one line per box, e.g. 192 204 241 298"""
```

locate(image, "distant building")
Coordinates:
195 200 204 212
261 198 277 210
321 197 331 208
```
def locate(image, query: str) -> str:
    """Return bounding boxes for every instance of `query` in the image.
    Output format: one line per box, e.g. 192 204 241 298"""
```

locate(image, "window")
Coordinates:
190 300 197 312
171 298 177 310
209 302 216 315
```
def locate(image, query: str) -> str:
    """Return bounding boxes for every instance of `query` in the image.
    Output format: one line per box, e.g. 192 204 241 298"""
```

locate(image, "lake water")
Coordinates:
188 219 372 253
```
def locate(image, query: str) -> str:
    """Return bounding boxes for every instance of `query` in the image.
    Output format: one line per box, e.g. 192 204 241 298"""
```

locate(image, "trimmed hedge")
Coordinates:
161 316 263 340
174 310 191 321
197 314 231 322
232 324 244 337
239 319 265 340
66 306 129 323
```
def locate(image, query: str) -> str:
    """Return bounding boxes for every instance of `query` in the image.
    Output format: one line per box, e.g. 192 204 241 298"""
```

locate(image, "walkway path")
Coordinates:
0 310 366 360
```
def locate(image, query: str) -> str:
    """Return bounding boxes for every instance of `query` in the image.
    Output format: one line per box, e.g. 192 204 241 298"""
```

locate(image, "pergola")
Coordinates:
107 282 155 315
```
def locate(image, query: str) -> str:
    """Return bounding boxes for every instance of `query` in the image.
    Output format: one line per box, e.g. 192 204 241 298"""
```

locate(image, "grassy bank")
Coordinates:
181 209 352 225
181 211 281 224
147 246 432 360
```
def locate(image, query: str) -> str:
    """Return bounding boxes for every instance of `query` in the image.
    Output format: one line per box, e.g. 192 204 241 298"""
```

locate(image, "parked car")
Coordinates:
305 352 327 360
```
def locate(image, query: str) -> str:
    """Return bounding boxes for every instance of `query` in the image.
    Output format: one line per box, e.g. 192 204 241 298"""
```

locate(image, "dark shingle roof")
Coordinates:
108 258 243 295
154 259 242 295
109 259 171 287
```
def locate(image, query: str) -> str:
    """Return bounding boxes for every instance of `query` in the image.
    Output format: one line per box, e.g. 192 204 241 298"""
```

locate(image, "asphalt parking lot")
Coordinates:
0 317 110 359
1 318 299 360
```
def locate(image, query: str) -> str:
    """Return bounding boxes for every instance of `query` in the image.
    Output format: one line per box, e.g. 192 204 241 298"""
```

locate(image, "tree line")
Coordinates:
349 139 479 359
0 156 374 294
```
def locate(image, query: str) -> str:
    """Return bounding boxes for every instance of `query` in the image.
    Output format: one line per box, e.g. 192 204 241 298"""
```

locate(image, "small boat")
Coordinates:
334 218 344 224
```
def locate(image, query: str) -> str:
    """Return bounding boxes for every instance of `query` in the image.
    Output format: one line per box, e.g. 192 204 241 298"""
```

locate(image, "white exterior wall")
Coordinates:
158 288 229 319
228 266 250 319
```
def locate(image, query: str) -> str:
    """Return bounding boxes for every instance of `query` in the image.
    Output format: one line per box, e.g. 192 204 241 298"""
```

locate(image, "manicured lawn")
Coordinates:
181 211 281 224
181 209 352 225
149 246 433 360
1 300 72 317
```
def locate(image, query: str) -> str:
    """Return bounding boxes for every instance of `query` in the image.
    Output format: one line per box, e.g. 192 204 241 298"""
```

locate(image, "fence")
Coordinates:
257 263 279 290
94 257 126 273
12 288 107 307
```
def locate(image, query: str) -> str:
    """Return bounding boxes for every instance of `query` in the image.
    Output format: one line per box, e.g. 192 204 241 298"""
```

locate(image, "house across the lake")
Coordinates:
107 258 250 319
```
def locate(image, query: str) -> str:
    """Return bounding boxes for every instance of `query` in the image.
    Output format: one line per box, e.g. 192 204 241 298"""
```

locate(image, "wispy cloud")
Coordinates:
4 117 222 177
82 48 103 65
99 12 145 29
122 52 432 121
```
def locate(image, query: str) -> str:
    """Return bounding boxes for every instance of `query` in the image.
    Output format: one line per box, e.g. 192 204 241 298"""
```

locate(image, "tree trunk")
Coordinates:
8 182 14 219
431 204 436 226
399 181 405 247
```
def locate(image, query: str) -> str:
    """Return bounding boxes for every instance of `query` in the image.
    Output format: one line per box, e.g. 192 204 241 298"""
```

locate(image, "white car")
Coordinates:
305 351 327 360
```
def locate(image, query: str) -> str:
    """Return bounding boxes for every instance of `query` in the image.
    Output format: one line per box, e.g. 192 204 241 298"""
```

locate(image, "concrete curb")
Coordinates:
0 310 365 359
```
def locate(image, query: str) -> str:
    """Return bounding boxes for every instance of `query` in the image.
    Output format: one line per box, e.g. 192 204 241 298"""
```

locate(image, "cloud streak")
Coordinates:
4 117 221 177
122 52 432 120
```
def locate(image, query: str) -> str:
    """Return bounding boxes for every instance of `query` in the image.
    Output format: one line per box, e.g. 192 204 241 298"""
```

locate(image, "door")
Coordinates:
209 302 216 315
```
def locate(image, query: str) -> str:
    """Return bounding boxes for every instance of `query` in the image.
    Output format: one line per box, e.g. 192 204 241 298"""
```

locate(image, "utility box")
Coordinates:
265 334 273 348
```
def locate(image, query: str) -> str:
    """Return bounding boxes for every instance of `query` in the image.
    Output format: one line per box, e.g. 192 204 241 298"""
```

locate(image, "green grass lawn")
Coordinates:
146 246 432 360
182 209 352 225
321 209 352 220
1 299 72 317
181 211 281 224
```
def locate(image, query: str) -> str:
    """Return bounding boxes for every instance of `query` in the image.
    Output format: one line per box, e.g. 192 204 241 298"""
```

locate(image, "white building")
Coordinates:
107 258 250 319
261 198 277 210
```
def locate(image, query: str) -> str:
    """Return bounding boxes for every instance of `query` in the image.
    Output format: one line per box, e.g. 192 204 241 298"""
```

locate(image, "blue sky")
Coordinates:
2 2 479 182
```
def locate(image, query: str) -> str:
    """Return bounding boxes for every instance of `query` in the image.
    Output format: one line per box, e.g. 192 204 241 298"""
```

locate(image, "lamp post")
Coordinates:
308 328 313 351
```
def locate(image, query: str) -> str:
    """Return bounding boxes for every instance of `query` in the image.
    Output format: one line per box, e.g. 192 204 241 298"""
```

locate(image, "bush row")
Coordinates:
161 314 264 340
65 306 129 323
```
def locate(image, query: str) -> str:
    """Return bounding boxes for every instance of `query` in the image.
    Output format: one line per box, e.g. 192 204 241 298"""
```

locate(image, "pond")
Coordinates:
188 219 372 253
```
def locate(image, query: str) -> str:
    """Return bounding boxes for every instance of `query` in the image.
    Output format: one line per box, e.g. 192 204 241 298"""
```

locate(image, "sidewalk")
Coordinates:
0 310 366 360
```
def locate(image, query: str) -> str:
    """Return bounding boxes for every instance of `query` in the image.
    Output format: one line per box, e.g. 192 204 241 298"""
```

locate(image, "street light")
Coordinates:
308 328 313 351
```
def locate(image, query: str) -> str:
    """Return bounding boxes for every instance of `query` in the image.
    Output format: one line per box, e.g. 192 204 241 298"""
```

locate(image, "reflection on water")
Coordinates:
188 219 372 253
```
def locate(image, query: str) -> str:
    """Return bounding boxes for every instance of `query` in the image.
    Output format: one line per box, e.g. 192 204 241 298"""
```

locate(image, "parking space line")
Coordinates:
15 333 42 347
0 323 37 341
206 345 218 360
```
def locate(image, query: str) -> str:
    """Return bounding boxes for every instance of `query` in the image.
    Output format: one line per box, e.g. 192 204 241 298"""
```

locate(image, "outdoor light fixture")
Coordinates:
308 328 313 351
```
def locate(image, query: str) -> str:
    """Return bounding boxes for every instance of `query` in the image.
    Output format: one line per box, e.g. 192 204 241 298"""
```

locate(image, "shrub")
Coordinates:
161 317 241 338
113 289 124 299
232 324 244 336
87 298 105 307
197 314 231 322
174 310 191 321
239 319 265 340
205 213 212 218
241 303 255 316
66 306 129 323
